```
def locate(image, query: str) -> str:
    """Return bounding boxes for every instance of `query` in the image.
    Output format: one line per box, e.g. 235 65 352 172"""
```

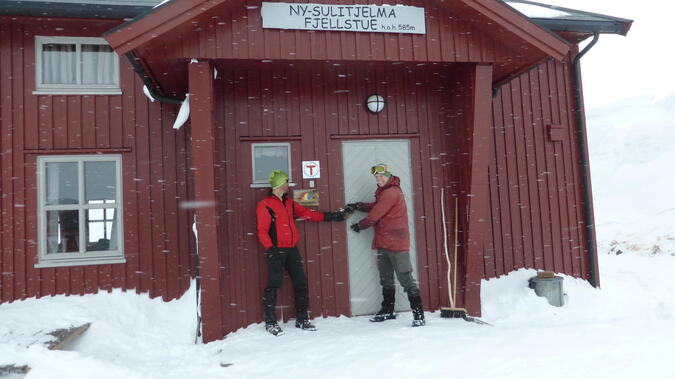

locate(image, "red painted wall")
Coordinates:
0 17 195 303
485 56 591 280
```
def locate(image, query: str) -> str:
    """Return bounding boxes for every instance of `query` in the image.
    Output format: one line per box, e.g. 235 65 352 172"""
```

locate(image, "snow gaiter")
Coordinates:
408 293 425 321
262 288 278 323
370 287 397 322
380 287 396 314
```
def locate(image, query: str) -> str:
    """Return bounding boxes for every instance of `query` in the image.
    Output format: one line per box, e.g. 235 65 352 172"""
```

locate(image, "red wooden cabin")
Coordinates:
0 0 631 342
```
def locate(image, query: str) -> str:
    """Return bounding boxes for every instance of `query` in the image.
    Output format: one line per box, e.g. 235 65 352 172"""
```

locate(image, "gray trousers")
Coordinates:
376 249 420 297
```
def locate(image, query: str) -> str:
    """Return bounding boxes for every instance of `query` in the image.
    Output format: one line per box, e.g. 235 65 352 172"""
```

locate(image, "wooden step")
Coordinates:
0 322 91 375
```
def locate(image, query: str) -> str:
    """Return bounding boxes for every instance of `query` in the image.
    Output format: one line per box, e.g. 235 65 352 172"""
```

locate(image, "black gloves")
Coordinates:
350 223 361 233
323 202 363 222
264 246 280 259
325 203 362 221
344 203 361 213
324 211 347 222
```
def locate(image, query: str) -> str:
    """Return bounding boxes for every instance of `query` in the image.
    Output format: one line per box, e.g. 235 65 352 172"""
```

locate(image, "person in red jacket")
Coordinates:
347 163 426 327
257 169 349 336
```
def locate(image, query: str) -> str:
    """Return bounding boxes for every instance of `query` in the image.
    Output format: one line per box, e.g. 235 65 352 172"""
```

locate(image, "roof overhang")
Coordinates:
98 0 631 98
105 0 230 55
447 0 570 61
504 0 633 38
0 0 158 19
105 0 570 60
530 19 631 36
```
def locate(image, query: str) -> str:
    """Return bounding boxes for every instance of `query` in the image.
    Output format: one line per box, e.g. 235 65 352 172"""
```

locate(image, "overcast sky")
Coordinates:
534 0 674 109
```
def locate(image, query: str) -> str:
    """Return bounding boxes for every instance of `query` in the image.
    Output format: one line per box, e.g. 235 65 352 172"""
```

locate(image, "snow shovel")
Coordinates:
439 191 491 326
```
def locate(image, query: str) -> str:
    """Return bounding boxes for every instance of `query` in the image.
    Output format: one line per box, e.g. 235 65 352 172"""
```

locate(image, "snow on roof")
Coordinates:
8 0 160 4
506 1 571 19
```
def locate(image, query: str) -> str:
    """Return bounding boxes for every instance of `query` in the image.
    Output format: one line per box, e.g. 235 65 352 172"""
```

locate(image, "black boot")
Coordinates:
265 321 284 336
295 318 317 331
263 288 284 335
409 294 426 327
370 288 397 322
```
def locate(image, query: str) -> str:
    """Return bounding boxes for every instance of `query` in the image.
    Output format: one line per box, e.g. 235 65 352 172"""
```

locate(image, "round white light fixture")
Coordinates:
366 94 385 113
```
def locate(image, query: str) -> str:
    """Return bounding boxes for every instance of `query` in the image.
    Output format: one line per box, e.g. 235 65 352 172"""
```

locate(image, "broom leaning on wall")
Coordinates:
440 189 491 325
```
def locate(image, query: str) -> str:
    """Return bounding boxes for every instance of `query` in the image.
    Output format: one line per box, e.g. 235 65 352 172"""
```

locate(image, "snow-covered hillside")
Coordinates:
588 94 675 256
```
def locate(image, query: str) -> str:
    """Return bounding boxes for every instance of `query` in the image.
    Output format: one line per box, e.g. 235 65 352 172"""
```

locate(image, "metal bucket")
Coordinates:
528 275 564 307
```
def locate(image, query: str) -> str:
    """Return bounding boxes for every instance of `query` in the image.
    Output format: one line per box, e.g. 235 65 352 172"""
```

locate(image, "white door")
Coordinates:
342 140 417 316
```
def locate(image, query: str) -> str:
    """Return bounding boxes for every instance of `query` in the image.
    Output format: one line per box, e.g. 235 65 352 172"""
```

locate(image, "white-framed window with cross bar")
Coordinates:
34 36 121 95
250 142 292 188
36 155 125 268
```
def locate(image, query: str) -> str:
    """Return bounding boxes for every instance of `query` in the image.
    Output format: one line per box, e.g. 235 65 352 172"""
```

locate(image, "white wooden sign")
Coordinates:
261 2 426 35
302 161 321 179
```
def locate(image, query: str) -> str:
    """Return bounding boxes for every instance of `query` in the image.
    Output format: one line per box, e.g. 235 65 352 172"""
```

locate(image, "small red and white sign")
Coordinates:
302 161 321 179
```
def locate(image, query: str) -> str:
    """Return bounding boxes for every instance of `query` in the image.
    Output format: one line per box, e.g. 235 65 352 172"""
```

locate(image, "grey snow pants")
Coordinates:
376 249 420 297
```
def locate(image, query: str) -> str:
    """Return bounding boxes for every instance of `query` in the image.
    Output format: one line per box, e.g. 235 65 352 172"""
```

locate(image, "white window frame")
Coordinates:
36 155 125 268
34 36 121 95
250 143 293 188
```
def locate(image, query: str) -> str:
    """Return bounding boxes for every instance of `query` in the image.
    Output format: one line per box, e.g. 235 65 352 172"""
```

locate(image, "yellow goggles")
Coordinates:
370 164 389 175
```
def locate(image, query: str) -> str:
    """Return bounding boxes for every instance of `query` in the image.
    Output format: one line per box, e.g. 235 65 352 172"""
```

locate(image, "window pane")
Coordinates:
46 210 79 253
254 146 289 182
85 161 117 204
42 43 76 84
82 44 116 85
86 208 115 251
88 208 104 221
46 162 79 205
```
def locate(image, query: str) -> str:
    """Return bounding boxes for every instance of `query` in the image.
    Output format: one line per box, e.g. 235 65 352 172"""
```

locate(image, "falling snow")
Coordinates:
1 0 674 378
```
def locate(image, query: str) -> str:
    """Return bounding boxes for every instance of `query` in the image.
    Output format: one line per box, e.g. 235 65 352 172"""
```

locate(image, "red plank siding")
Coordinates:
1 20 13 302
189 60 224 342
0 17 193 304
485 58 592 281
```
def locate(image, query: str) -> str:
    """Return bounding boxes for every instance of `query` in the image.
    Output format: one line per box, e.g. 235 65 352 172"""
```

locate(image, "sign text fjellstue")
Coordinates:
261 2 426 34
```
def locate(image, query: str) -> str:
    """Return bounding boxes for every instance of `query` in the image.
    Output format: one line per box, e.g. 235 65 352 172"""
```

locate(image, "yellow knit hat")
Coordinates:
268 169 289 189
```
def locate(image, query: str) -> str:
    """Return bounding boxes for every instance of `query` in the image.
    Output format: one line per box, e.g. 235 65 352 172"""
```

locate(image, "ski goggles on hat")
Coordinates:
370 164 389 175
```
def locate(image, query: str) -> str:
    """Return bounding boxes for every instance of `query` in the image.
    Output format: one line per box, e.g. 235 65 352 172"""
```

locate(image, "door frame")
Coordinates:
340 138 419 316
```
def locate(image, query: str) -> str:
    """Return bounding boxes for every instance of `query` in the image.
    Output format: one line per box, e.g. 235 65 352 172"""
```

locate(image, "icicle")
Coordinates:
213 67 218 79
192 215 202 344
172 94 190 130
153 0 171 8
192 215 199 256
142 85 156 102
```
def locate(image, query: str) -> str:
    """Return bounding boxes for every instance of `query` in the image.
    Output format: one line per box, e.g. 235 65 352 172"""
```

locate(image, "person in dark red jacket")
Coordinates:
257 169 349 336
348 163 426 327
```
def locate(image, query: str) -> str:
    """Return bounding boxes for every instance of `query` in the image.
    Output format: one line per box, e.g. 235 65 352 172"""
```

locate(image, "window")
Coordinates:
35 36 120 95
37 155 124 268
251 143 291 187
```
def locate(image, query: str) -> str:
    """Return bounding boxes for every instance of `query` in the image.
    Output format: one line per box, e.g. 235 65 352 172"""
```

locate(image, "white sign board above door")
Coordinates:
261 2 426 35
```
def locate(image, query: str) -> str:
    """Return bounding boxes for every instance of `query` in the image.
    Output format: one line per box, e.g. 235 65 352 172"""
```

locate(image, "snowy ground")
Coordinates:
2 250 674 379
